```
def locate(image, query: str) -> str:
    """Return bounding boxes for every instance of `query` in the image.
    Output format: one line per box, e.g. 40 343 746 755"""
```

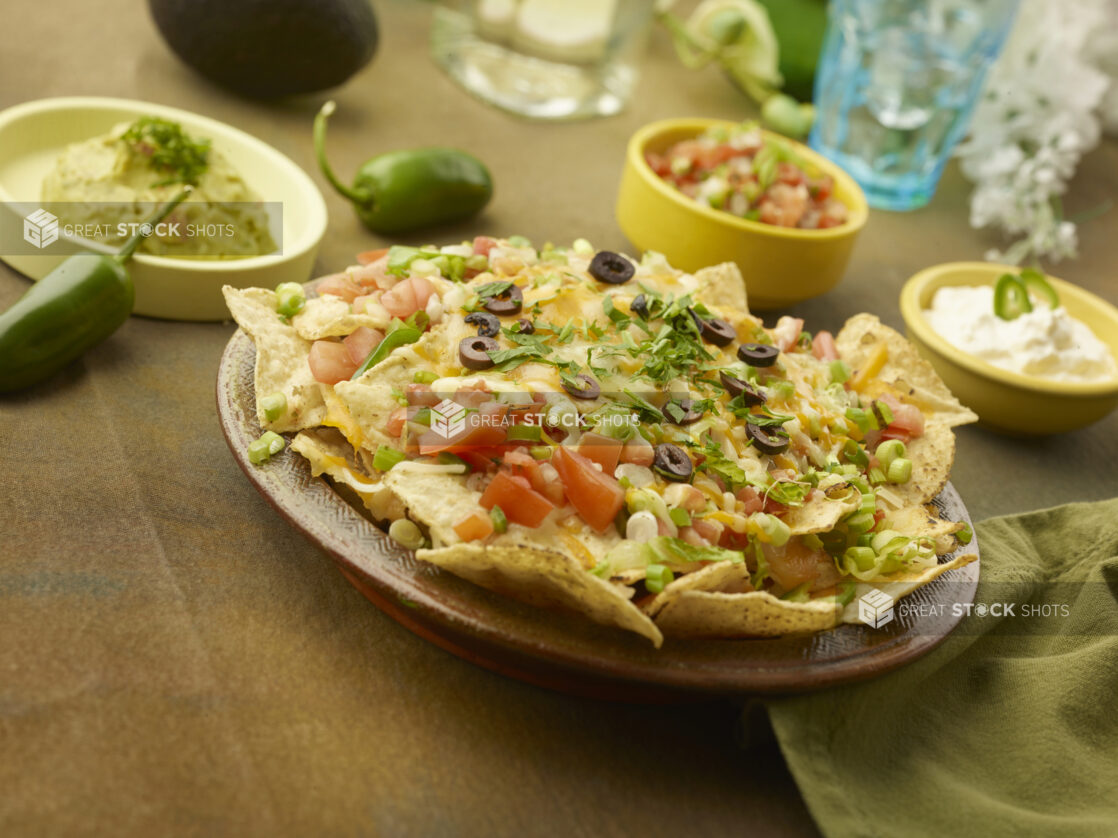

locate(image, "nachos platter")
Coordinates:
223 236 978 648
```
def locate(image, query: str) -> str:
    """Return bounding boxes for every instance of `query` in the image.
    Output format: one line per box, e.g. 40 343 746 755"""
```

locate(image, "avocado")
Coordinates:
148 0 379 99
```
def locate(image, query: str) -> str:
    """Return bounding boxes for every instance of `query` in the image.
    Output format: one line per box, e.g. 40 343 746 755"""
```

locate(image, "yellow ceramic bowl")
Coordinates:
900 262 1118 435
615 118 868 310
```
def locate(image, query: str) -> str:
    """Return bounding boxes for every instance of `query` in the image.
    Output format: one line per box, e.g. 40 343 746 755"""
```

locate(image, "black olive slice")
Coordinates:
737 343 780 367
652 443 693 482
514 318 535 335
719 371 766 405
464 311 500 337
562 373 601 400
588 251 635 285
482 283 523 315
630 293 649 319
745 422 789 455
459 336 499 370
664 398 702 426
696 317 736 347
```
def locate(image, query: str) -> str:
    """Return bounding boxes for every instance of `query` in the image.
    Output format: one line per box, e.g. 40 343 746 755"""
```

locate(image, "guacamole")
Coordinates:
42 117 276 258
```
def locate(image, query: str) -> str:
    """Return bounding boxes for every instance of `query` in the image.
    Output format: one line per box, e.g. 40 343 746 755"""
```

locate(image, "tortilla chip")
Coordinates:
643 559 753 619
222 286 326 432
695 262 749 315
840 552 977 624
884 419 956 507
835 314 977 427
292 294 390 340
886 504 965 555
290 429 404 521
782 489 861 535
653 588 844 638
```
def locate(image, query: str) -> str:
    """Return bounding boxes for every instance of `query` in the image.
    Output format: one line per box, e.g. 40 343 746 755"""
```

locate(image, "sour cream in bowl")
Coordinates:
900 262 1118 435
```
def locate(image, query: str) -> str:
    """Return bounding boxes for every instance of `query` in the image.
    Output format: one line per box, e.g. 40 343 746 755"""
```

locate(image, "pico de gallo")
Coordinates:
645 121 849 230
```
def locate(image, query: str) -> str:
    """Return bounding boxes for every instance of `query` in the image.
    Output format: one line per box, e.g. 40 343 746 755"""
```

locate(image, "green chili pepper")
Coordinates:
993 274 1032 321
1019 268 1060 309
314 101 493 234
350 324 422 380
0 188 192 393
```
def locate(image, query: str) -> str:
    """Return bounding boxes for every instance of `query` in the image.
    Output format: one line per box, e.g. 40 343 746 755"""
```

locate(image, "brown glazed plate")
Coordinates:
216 328 980 701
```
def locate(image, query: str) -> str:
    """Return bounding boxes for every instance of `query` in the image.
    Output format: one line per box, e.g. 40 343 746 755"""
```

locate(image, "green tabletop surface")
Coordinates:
2 1 1116 835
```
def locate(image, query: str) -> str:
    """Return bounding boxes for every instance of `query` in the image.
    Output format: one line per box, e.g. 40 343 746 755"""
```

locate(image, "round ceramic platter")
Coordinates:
0 96 327 321
217 329 980 700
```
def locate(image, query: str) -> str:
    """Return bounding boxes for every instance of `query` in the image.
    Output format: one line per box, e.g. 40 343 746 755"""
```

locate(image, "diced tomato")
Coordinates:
381 275 436 320
577 432 623 476
456 448 503 472
343 327 384 367
619 435 655 467
691 518 724 545
307 340 359 384
416 419 507 456
356 248 390 266
759 183 809 228
878 393 925 441
503 449 565 506
350 256 395 289
314 272 363 302
480 470 555 528
735 486 764 515
551 446 625 534
454 509 494 542
678 526 710 547
812 330 839 361
472 236 498 257
807 175 833 202
770 315 805 352
776 161 805 186
385 406 407 438
405 382 441 407
644 151 672 177
764 539 821 592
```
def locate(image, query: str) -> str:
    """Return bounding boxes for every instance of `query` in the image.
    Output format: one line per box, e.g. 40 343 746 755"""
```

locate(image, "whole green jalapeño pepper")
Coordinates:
0 188 191 392
314 101 493 234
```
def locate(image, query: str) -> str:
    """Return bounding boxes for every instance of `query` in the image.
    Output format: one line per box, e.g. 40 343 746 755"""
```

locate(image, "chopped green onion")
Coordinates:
842 438 869 468
275 282 305 318
875 439 906 468
956 522 974 545
506 424 542 443
373 445 406 472
507 235 532 248
260 392 287 422
828 360 850 384
770 379 795 401
388 519 425 550
858 492 877 516
489 505 508 533
755 513 791 546
886 457 912 484
248 430 285 465
644 563 674 594
529 445 552 460
843 546 877 572
872 400 894 427
669 508 692 528
845 512 876 535
413 370 439 385
437 452 469 469
845 407 877 434
618 476 632 489
868 467 886 485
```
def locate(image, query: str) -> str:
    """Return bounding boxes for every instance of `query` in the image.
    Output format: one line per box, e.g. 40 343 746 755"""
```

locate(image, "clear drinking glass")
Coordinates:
809 0 1019 210
430 0 655 121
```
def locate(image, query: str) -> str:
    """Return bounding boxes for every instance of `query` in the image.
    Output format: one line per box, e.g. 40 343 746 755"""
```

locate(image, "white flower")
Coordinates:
956 0 1117 265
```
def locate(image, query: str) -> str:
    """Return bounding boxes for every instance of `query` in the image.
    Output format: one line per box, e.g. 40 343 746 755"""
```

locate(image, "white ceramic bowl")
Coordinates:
0 97 327 321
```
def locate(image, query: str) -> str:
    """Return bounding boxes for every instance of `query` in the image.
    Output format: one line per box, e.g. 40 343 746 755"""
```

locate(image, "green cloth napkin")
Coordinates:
768 498 1118 838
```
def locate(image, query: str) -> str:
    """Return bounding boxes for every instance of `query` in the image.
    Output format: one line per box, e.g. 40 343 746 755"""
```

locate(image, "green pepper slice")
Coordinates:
350 324 422 380
1018 268 1060 309
993 274 1033 321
